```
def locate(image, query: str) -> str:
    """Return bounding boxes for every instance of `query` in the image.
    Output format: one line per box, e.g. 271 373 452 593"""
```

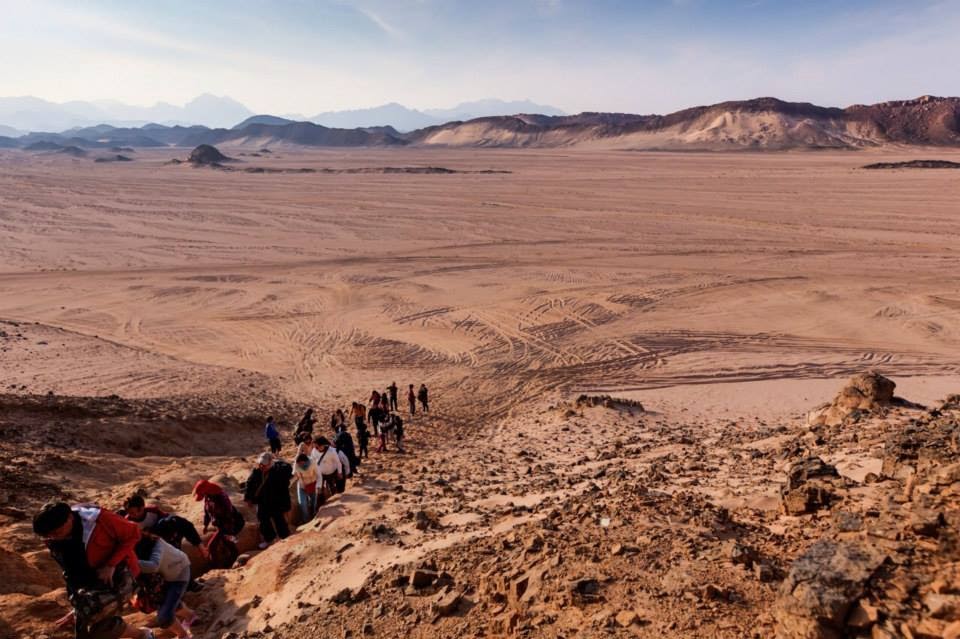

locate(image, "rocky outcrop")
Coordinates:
774 540 886 639
780 457 842 516
188 144 231 165
807 372 897 427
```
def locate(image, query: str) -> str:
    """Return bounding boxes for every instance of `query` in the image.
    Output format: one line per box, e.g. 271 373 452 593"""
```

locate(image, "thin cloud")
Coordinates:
350 4 405 38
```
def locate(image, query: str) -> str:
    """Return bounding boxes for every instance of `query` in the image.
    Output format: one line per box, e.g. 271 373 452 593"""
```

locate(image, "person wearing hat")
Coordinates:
191 480 244 568
243 452 293 548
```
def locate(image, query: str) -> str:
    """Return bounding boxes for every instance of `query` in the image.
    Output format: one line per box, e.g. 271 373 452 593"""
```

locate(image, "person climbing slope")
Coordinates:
313 437 343 502
293 453 318 523
418 384 429 413
243 452 293 548
192 480 244 569
264 416 281 454
33 501 151 639
388 381 399 411
135 533 197 639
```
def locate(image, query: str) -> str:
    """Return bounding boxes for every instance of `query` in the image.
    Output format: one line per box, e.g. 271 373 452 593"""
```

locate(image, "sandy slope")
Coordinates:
0 148 959 638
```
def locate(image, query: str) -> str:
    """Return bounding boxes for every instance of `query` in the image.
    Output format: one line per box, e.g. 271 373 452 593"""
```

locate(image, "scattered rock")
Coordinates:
410 569 439 589
781 457 841 515
431 589 462 617
774 540 887 638
615 610 639 627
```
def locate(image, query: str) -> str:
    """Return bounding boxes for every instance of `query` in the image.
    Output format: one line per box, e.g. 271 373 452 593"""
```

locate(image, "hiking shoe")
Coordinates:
257 541 268 549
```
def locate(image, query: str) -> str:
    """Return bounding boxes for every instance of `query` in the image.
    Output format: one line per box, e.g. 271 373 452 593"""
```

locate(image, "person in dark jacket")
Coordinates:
417 384 429 412
33 501 153 639
408 384 416 417
244 452 292 548
295 408 316 436
388 382 399 411
334 425 359 472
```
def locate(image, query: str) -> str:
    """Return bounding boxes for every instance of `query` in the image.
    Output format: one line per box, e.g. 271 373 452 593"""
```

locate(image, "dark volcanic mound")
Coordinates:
863 159 960 169
188 144 231 165
57 146 88 157
94 154 133 163
24 141 64 151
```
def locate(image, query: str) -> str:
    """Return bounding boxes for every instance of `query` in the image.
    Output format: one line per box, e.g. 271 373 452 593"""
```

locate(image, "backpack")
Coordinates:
71 564 137 631
274 460 293 485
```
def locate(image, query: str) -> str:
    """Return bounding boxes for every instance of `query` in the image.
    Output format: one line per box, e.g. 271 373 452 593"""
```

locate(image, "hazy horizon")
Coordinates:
2 0 959 116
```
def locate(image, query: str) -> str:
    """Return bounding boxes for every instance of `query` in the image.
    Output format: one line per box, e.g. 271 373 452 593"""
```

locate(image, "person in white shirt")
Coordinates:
293 453 318 522
297 433 322 465
313 436 342 502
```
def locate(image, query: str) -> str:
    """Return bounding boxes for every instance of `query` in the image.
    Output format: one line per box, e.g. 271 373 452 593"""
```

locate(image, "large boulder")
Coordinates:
807 372 897 427
774 540 886 639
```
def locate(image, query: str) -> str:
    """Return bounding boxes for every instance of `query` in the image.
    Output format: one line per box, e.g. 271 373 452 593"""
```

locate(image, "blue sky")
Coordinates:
1 0 957 114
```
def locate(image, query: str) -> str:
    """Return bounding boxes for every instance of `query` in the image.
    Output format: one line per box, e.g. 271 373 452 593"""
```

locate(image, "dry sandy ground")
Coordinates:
1 147 959 638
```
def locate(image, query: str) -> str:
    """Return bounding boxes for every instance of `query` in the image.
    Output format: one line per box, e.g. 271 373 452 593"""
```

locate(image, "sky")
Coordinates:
1 0 958 114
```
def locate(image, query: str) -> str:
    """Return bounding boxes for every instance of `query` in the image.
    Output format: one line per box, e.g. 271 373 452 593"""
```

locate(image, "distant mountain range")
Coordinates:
2 96 959 152
0 95 564 134
0 94 254 131
300 99 566 131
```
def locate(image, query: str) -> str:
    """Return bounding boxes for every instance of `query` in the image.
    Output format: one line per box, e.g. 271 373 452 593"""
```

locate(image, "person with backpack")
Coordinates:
408 384 416 417
335 445 351 494
264 416 281 454
293 453 318 523
134 533 196 638
244 452 293 548
33 501 153 639
123 496 206 557
388 382 399 411
418 384 429 412
313 437 343 502
192 480 244 569
124 494 208 591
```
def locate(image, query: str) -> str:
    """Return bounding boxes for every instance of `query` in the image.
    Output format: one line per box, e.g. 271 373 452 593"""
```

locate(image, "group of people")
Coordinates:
32 381 432 639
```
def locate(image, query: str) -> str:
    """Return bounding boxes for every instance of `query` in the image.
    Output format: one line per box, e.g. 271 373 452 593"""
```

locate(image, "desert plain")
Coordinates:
1 147 959 638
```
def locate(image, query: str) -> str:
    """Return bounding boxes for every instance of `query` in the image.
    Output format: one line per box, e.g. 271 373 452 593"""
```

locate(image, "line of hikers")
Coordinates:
32 383 431 639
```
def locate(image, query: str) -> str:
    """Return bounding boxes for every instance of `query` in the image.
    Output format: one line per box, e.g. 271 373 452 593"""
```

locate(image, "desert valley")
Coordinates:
1 97 960 639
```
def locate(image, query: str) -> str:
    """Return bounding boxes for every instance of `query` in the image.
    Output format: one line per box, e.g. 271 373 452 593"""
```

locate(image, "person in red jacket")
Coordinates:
33 501 154 639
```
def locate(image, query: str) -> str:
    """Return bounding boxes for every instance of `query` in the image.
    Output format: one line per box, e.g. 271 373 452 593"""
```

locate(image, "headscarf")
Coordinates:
192 479 223 501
